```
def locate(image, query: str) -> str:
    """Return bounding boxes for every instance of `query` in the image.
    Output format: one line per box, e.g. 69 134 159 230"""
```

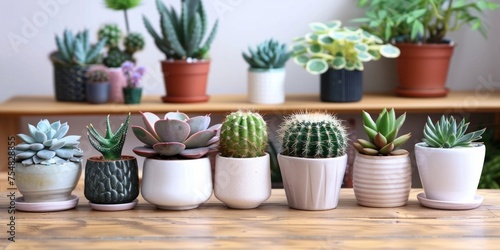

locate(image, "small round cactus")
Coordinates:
98 24 122 48
124 32 145 54
277 112 348 158
86 70 109 83
219 110 268 158
104 47 131 68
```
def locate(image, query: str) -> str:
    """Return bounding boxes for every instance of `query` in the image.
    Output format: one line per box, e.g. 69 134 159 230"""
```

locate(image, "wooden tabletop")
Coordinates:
2 176 500 249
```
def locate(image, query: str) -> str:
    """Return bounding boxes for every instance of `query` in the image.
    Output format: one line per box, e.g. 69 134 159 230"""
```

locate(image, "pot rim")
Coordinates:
354 151 409 159
415 142 485 151
278 153 347 161
87 155 136 162
160 59 210 65
217 152 269 160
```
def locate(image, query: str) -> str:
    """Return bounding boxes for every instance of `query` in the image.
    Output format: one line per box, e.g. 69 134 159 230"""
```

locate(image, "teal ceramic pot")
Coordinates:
123 87 142 104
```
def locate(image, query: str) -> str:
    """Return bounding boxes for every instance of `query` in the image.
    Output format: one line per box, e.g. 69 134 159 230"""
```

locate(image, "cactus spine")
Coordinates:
219 110 268 158
278 112 348 158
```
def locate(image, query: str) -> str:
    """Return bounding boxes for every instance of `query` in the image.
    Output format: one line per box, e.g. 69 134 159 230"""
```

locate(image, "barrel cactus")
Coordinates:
86 69 109 83
98 24 122 48
98 24 143 67
277 112 348 158
15 120 83 165
219 110 268 158
87 113 130 160
132 111 221 159
124 32 145 54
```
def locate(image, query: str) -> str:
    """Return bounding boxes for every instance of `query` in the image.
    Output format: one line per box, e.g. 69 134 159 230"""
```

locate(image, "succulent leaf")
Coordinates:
422 115 486 148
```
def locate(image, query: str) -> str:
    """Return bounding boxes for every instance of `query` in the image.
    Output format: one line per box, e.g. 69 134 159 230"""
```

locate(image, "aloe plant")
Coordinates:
132 111 221 159
52 29 107 66
242 39 292 69
143 0 219 60
423 115 486 148
353 108 411 156
87 113 130 160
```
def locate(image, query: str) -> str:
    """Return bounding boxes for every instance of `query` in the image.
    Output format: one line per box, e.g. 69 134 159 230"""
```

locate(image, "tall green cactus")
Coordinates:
219 110 268 158
277 112 348 158
143 0 219 60
87 113 131 160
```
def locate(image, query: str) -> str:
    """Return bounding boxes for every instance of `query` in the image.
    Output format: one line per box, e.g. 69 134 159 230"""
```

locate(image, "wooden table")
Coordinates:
2 175 500 249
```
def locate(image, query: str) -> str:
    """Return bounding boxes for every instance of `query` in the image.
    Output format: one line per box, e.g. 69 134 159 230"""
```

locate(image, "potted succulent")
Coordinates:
97 24 145 103
14 119 83 211
121 61 146 104
143 0 218 103
85 68 110 104
415 116 486 209
242 39 292 104
355 0 500 97
292 20 400 102
50 29 107 102
277 111 349 210
214 110 271 209
352 108 412 207
132 111 221 210
84 113 139 211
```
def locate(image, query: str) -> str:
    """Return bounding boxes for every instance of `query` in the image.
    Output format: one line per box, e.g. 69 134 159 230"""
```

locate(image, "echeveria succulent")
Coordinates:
15 120 83 165
132 111 221 159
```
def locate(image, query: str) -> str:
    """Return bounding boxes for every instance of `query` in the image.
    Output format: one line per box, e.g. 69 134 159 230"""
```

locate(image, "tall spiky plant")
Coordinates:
87 113 131 160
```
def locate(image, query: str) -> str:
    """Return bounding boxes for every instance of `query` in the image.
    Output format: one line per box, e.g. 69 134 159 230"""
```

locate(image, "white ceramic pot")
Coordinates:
248 68 286 104
14 162 82 202
415 143 486 202
277 154 347 210
353 152 411 207
214 153 271 209
141 157 213 210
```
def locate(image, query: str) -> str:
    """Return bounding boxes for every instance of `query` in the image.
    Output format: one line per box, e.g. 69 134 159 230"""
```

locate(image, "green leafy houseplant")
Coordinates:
242 39 292 69
353 108 412 156
292 20 400 74
354 0 500 43
143 0 219 60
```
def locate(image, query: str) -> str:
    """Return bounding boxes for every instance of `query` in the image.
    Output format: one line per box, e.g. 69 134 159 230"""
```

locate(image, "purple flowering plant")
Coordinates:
121 61 146 88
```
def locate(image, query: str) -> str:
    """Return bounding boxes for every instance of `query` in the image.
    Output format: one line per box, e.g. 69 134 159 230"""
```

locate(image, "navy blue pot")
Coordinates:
320 69 363 102
86 82 110 104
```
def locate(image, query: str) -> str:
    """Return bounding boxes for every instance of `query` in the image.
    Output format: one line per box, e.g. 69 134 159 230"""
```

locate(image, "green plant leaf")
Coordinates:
305 58 329 75
379 44 400 58
332 56 346 70
309 22 329 33
293 54 309 66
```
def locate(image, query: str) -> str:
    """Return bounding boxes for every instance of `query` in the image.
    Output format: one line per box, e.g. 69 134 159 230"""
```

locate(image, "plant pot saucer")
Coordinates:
395 87 449 97
15 195 79 212
417 193 483 210
89 199 138 211
161 95 209 103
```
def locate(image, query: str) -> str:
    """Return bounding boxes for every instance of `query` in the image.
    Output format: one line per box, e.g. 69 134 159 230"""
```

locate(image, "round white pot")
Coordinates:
277 154 347 210
415 143 486 202
141 157 213 210
14 162 82 202
353 152 411 207
247 68 286 104
214 153 271 209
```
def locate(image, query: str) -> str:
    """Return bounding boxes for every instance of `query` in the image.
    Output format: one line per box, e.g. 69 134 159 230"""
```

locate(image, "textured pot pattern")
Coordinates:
53 63 89 102
14 161 82 202
353 152 411 207
278 154 347 210
84 156 139 204
415 143 485 202
214 154 271 209
247 68 286 104
141 157 213 210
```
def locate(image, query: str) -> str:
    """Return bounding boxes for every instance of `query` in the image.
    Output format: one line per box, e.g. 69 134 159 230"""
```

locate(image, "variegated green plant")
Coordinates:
423 115 486 148
353 108 411 156
87 113 131 160
292 20 400 74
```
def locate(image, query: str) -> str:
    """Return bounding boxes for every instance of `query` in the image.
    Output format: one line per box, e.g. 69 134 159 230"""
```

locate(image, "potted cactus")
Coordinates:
132 111 221 210
242 39 292 104
84 113 139 211
415 116 486 209
277 111 349 210
121 61 145 104
97 24 145 103
214 110 271 209
292 20 400 102
14 119 83 211
50 29 107 102
352 108 412 207
143 0 218 103
85 68 110 104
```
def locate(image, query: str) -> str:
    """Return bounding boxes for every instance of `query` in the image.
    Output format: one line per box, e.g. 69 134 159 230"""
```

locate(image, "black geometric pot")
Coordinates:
320 69 363 102
84 155 139 204
53 62 89 102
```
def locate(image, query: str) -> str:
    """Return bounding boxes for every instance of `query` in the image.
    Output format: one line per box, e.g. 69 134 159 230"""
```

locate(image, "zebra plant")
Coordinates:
143 0 219 60
423 115 486 148
52 29 107 66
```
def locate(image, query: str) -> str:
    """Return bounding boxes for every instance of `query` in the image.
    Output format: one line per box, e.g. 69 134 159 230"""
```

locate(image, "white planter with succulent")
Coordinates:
415 116 486 209
14 119 84 212
242 39 292 104
352 108 412 208
277 112 349 210
132 111 221 210
214 110 271 209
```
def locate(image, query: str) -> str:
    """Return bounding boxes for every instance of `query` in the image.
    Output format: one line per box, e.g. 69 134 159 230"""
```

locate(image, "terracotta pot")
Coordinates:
395 43 455 97
161 60 210 103
107 68 127 103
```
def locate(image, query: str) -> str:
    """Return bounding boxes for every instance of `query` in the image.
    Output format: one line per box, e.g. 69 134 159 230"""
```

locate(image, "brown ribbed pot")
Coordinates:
395 43 454 98
160 60 211 103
